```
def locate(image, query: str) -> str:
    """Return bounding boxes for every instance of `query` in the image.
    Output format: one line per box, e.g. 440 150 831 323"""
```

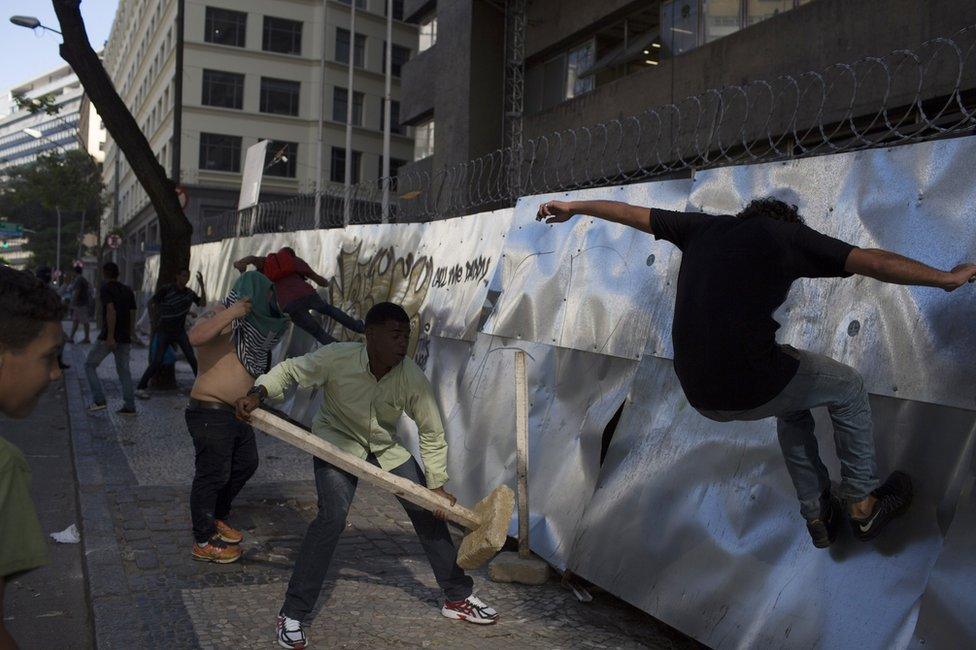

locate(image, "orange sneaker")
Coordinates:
214 519 244 544
191 538 242 563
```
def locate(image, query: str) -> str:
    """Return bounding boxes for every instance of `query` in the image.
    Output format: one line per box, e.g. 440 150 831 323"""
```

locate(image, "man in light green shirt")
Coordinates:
0 266 65 649
236 302 498 649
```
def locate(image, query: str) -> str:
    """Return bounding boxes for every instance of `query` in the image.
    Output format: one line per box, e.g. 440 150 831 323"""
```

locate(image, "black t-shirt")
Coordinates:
99 281 137 344
152 285 200 333
651 209 856 411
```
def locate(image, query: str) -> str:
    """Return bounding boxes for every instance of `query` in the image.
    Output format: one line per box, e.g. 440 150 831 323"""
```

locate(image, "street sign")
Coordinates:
0 220 23 238
176 184 189 210
238 140 269 211
107 233 122 249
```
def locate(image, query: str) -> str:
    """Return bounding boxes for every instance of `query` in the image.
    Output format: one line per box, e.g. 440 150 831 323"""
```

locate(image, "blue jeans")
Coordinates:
698 347 879 520
137 328 198 390
84 341 135 410
281 455 473 621
282 293 364 347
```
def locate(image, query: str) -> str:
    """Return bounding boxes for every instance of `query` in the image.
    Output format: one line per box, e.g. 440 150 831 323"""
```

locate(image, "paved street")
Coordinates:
6 338 700 649
1 377 91 648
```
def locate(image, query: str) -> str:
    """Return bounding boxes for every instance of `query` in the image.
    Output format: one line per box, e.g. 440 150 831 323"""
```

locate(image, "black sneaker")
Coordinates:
116 407 137 416
806 489 842 548
850 471 913 542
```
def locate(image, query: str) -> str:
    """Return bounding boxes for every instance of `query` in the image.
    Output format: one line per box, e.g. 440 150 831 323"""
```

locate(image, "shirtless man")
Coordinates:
184 271 288 562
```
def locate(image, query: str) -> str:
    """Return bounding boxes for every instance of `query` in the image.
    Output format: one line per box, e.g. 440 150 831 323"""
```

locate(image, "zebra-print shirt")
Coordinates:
222 290 283 377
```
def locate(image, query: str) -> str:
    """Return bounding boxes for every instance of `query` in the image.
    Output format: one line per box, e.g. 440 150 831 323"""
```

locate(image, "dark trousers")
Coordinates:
282 293 364 347
185 407 259 543
281 455 473 621
138 328 198 389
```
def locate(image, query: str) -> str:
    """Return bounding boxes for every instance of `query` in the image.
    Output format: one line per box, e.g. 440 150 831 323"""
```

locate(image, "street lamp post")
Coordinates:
9 15 61 35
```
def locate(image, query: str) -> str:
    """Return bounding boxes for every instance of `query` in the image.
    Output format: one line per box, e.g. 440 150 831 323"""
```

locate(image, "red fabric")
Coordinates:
263 248 298 281
273 257 316 307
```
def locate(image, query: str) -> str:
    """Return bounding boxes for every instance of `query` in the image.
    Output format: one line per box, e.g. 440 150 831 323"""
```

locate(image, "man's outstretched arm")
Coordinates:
232 255 265 273
845 248 976 292
536 200 654 234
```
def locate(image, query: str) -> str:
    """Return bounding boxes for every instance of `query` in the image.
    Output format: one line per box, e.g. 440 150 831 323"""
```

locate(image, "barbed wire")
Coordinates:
202 25 976 241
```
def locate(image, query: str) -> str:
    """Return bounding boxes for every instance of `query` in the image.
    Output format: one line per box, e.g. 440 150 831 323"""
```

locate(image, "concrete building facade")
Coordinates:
0 64 87 171
399 0 976 183
102 0 417 286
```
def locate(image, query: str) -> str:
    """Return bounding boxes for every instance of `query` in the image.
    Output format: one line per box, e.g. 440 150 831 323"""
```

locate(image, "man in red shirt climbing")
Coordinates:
234 247 364 346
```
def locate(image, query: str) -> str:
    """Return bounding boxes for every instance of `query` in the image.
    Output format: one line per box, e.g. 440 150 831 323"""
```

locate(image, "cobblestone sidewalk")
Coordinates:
64 343 700 649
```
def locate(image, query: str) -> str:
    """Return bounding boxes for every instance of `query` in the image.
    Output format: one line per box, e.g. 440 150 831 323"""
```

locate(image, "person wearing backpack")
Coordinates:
233 247 364 346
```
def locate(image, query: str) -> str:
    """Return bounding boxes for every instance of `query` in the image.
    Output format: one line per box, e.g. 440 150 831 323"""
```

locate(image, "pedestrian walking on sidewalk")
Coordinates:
66 265 92 344
0 266 64 649
236 302 499 650
135 268 207 399
84 262 138 415
183 271 288 565
234 247 364 346
538 197 976 549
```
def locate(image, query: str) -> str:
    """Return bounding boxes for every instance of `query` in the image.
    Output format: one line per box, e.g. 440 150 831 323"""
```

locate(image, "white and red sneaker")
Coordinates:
441 595 499 625
275 614 307 649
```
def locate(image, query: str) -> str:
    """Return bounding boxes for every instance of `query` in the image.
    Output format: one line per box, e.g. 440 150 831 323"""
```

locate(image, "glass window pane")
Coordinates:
263 16 302 55
746 0 793 27
336 29 365 67
419 15 437 52
566 41 595 99
264 140 298 178
330 147 361 183
661 0 700 57
201 69 244 109
205 7 247 48
354 34 366 67
333 88 347 122
413 119 434 160
704 0 740 43
353 91 363 126
260 78 300 116
199 133 241 172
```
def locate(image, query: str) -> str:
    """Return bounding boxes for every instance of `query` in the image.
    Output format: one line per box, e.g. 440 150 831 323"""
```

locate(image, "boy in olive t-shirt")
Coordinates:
0 266 65 648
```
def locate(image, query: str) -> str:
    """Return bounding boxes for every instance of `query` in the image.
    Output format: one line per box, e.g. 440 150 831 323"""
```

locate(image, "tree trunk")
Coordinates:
52 0 191 291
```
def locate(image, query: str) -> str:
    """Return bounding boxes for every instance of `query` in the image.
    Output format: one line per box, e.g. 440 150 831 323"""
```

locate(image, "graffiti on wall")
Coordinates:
326 241 434 358
432 255 492 288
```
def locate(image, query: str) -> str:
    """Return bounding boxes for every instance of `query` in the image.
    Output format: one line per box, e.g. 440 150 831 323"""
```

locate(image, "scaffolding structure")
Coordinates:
503 0 526 193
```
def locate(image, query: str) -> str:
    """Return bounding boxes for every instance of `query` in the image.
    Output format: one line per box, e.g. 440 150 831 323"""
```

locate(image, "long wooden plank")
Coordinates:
515 350 530 558
250 408 482 529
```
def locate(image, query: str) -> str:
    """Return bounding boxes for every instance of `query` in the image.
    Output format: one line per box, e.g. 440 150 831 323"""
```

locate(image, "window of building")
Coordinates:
745 0 793 26
661 1 700 56
379 99 403 134
378 156 407 179
419 15 437 52
204 7 247 48
670 0 810 52
384 0 405 21
336 28 366 67
330 147 362 183
413 118 434 161
260 77 300 116
264 140 298 177
382 43 411 77
199 133 241 171
337 0 367 8
201 69 244 109
565 41 595 99
704 0 741 43
332 88 364 125
263 16 303 55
